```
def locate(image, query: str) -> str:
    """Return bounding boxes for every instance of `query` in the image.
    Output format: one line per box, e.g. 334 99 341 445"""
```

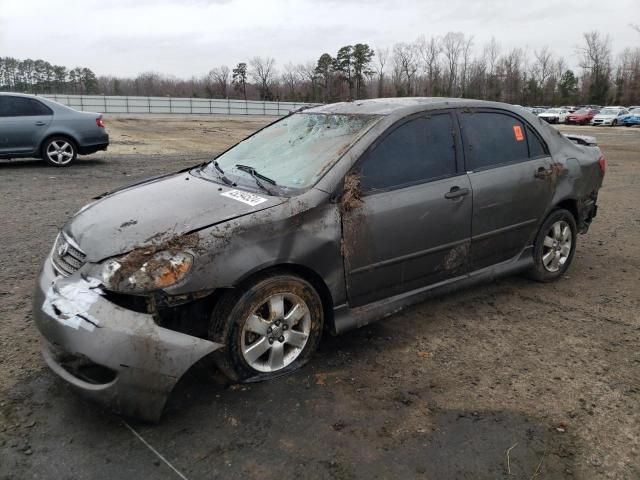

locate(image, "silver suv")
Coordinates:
0 93 109 166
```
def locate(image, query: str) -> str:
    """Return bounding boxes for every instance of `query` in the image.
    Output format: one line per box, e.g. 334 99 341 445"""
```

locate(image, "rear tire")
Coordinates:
527 209 577 282
42 136 77 167
210 273 324 382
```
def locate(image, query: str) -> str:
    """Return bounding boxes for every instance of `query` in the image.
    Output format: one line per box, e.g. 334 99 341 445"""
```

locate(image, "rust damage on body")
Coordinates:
439 241 471 274
339 171 366 265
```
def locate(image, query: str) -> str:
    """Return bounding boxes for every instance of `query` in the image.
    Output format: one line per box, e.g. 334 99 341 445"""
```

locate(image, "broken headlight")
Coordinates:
99 250 194 294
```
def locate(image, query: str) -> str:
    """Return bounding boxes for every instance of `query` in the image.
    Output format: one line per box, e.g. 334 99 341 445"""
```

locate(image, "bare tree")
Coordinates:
392 42 418 96
484 37 501 77
417 36 441 96
206 65 230 97
442 32 465 96
296 62 317 101
374 46 388 97
576 31 612 104
531 46 554 103
282 62 298 100
460 36 474 97
250 56 277 100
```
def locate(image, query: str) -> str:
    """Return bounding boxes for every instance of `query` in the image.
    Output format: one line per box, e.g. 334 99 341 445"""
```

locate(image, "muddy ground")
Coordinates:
0 116 638 479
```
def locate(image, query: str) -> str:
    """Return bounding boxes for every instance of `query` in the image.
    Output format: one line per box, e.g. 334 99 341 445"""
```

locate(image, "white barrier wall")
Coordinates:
41 95 315 116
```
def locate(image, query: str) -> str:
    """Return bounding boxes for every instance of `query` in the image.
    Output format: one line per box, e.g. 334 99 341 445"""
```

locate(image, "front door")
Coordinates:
0 96 53 155
342 111 472 307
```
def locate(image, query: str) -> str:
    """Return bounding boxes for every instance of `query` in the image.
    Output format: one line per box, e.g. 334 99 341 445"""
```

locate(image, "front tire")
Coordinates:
42 136 77 167
527 209 577 282
210 273 324 382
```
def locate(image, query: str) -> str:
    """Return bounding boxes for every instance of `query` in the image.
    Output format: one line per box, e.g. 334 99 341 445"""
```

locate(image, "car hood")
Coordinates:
64 171 285 261
539 112 559 117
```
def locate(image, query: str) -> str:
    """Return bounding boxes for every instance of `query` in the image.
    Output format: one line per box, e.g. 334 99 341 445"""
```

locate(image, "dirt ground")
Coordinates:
0 116 638 479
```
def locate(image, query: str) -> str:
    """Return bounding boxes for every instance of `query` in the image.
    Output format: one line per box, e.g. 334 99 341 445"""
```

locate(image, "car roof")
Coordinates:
306 97 529 119
0 92 42 99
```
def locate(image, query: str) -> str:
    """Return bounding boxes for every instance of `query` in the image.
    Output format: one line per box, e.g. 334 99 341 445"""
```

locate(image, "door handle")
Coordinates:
35 121 46 126
444 186 470 199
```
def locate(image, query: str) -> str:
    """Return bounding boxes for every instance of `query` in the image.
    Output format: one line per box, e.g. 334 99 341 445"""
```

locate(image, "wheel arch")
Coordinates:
554 198 579 223
231 262 336 335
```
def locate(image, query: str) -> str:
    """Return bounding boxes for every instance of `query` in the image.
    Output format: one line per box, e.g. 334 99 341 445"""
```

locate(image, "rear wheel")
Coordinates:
527 209 577 282
42 136 77 167
210 273 324 382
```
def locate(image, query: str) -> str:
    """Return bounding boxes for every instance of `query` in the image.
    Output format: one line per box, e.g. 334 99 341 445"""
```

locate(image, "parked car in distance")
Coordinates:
0 92 108 166
566 108 600 125
591 106 629 126
539 108 570 124
562 106 578 113
621 108 640 126
32 98 605 421
530 106 549 115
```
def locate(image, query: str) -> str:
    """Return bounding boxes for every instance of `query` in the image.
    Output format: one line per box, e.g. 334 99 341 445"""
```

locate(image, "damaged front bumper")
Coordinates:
32 257 223 422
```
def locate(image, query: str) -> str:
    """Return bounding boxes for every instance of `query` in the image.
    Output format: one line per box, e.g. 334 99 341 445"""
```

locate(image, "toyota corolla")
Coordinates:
32 98 605 421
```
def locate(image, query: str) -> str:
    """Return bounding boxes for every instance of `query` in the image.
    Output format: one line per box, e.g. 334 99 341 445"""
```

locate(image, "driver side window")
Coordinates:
358 113 457 192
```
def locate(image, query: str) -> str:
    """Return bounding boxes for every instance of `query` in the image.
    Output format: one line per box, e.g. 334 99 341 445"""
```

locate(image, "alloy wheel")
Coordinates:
542 220 572 273
240 293 311 372
46 140 74 165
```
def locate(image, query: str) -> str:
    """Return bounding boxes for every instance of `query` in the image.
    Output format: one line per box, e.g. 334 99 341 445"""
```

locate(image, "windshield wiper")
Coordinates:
213 160 234 186
235 164 278 195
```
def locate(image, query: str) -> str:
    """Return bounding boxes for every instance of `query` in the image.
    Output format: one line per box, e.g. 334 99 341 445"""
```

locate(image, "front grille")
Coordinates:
51 233 87 276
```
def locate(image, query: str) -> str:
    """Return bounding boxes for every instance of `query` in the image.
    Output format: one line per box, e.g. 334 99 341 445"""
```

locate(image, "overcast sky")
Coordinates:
1 0 638 77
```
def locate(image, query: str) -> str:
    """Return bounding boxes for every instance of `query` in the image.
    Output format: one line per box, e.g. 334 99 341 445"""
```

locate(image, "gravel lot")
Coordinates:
0 116 638 479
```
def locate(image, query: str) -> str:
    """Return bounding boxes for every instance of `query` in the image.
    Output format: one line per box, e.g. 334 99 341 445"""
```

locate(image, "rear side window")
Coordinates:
0 96 52 117
30 99 53 116
527 126 547 158
460 111 530 170
359 113 457 191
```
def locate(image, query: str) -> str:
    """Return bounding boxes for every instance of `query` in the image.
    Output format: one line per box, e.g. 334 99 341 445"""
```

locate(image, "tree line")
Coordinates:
2 30 639 106
0 57 99 94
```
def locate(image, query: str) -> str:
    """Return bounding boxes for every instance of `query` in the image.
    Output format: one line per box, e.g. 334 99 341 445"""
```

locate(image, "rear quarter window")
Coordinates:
526 126 548 158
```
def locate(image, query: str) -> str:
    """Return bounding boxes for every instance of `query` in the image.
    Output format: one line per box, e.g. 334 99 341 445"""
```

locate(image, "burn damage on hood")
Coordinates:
64 171 285 261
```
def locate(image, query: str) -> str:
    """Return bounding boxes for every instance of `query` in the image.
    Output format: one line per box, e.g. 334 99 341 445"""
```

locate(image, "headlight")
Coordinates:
100 250 193 294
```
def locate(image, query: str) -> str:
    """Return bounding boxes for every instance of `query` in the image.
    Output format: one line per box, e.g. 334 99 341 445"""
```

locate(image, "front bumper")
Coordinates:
32 257 222 422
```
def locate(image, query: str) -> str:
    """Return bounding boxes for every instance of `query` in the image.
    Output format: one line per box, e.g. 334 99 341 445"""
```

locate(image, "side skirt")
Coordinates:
332 246 534 335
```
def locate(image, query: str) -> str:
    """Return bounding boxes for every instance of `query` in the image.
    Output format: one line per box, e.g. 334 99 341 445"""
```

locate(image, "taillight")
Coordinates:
96 117 105 128
598 155 606 174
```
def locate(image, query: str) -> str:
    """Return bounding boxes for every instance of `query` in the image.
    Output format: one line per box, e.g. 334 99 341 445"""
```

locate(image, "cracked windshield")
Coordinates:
206 113 380 190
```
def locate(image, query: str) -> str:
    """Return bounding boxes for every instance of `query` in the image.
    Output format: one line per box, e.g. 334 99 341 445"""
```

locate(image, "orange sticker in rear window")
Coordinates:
513 125 524 141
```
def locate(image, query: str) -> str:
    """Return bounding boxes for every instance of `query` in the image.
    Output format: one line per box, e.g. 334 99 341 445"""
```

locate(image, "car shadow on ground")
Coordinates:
0 157 108 169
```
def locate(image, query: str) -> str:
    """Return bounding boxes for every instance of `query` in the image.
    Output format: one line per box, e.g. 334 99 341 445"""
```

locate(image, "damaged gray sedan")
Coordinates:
33 98 605 421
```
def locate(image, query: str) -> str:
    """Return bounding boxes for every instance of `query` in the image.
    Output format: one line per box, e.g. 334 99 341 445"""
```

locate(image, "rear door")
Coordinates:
342 111 472 307
458 109 555 270
0 96 53 155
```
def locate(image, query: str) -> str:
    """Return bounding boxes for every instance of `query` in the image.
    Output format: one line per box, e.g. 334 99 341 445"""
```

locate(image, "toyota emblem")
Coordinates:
57 242 68 257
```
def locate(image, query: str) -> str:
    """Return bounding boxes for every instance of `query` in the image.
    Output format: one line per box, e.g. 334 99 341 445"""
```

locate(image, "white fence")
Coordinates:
40 94 315 116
